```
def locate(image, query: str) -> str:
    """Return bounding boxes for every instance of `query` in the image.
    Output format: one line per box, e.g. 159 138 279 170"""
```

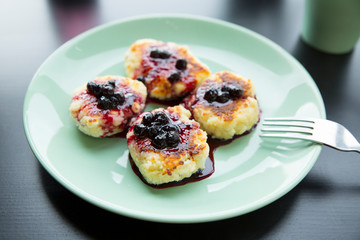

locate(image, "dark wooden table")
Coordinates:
2 0 360 239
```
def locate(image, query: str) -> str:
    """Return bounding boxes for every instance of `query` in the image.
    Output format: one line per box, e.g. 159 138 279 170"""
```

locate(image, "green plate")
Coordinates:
23 15 325 223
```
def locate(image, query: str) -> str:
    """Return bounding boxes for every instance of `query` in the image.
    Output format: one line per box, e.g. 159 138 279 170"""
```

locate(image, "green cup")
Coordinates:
302 0 360 54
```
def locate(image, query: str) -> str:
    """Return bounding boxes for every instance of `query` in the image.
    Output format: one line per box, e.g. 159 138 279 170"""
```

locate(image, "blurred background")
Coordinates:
1 0 360 239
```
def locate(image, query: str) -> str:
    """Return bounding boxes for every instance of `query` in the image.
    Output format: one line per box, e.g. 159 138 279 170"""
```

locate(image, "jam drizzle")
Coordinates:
71 78 145 137
117 97 260 188
134 43 196 98
127 130 253 189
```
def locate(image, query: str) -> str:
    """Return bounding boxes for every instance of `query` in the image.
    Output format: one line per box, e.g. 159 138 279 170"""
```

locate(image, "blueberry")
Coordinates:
221 86 230 92
175 59 187 70
204 89 218 103
134 124 147 138
86 81 95 91
112 92 125 105
150 50 171 59
87 81 102 97
150 50 160 58
166 131 180 148
147 125 160 140
152 134 167 149
216 91 230 103
222 85 243 99
136 76 146 83
142 113 154 126
168 72 181 83
108 80 116 88
101 83 115 97
159 51 171 59
162 124 178 133
153 112 169 124
97 96 113 109
229 86 244 99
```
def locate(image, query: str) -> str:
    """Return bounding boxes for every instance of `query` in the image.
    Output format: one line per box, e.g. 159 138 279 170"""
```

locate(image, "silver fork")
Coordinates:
260 117 360 153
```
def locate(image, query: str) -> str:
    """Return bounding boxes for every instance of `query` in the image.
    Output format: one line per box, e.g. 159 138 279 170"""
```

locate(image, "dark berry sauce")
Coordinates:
72 78 145 137
127 110 196 154
146 97 184 107
87 80 125 110
128 128 254 189
112 69 260 188
183 80 246 110
133 43 196 98
128 154 214 189
203 84 244 104
133 111 181 149
119 91 260 188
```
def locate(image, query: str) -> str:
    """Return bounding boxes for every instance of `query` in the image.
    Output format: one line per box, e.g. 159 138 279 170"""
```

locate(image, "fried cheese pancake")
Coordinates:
125 39 210 100
127 105 209 185
70 75 147 137
183 71 259 140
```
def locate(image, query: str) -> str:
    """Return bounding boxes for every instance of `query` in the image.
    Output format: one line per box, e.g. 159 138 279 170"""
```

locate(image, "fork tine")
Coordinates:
261 117 315 139
262 117 360 153
264 117 315 122
261 127 313 134
262 121 314 128
260 132 315 142
263 117 315 128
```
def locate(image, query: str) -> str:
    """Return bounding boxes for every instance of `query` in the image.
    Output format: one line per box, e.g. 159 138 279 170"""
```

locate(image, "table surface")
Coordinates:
2 0 360 239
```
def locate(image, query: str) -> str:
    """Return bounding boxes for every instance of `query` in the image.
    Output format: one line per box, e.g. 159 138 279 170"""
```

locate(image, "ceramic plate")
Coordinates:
23 15 325 223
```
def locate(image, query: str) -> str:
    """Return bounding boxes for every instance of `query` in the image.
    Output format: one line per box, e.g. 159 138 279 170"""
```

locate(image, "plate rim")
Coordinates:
23 14 326 223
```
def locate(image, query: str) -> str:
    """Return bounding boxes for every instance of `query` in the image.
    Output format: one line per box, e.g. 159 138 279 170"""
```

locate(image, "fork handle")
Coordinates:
348 144 360 153
353 147 360 154
327 144 360 153
348 149 360 154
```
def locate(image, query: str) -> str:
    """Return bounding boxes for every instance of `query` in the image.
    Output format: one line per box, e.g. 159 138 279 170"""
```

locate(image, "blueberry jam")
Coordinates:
150 49 171 59
127 108 216 189
72 78 146 137
117 70 260 188
133 43 196 98
133 111 180 149
203 84 244 104
167 72 181 83
128 128 255 189
123 107 260 189
87 80 125 110
175 58 187 70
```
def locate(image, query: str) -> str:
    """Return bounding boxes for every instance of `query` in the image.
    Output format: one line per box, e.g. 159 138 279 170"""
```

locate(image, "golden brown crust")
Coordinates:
188 71 255 121
126 105 209 184
183 71 259 139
